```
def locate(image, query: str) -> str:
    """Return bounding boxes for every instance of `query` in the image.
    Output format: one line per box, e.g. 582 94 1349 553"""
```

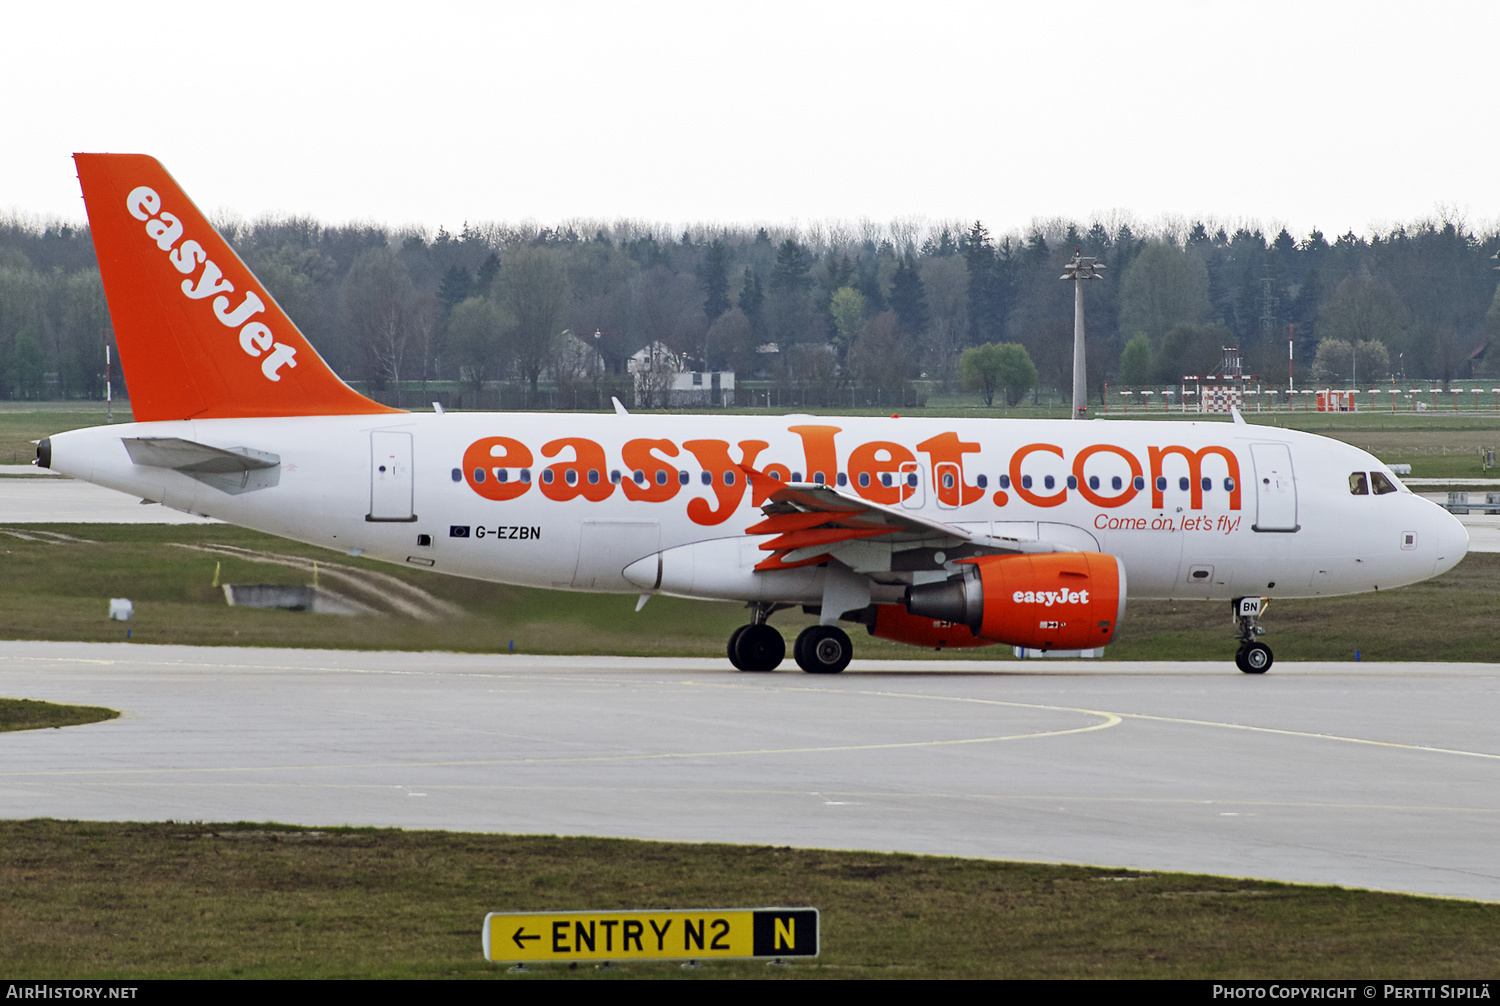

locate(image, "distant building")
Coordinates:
628 341 735 407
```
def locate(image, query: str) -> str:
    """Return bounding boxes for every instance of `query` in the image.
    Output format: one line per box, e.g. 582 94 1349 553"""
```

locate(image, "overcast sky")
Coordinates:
4 1 1495 242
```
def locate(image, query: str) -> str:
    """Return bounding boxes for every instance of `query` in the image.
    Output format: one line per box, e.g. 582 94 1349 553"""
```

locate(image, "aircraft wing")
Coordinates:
740 467 1070 575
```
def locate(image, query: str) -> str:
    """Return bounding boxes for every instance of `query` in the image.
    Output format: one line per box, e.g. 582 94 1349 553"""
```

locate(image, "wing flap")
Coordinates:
738 464 1079 576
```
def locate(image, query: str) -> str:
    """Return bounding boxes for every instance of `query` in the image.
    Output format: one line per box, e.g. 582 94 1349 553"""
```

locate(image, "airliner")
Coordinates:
38 154 1470 674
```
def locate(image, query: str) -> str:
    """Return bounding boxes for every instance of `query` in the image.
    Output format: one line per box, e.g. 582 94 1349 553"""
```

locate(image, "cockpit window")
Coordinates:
1371 471 1399 495
1348 472 1369 495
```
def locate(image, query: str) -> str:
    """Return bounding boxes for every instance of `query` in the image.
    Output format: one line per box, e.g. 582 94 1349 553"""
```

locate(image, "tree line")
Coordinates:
1 205 1497 406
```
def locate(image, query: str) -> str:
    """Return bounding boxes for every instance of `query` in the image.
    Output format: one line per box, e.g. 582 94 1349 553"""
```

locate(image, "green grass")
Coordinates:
2 821 1498 979
0 402 127 464
2 523 1497 662
0 698 118 732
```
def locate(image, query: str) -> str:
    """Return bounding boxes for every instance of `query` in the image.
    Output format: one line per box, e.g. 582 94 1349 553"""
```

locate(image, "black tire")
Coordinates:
1238 642 1273 674
734 624 784 672
727 625 750 670
794 625 853 674
792 624 810 668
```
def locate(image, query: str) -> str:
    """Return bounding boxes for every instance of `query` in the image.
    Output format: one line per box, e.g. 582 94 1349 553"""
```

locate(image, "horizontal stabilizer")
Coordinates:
122 437 280 495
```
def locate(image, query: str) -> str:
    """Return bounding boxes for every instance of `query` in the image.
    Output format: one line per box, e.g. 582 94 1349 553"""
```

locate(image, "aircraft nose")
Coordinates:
1429 502 1469 577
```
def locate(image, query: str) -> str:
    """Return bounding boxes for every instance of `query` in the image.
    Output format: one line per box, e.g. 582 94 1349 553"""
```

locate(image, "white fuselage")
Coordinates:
46 413 1468 607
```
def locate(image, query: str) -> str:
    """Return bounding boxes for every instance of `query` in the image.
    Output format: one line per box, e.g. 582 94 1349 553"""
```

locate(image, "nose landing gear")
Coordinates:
1232 597 1273 674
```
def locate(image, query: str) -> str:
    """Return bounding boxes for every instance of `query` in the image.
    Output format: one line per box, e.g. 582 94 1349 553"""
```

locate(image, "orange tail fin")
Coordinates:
75 153 402 421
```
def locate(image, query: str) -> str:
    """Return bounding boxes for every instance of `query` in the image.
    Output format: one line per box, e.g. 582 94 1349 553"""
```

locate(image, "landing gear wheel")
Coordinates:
1236 641 1273 674
727 625 750 670
794 625 853 674
732 624 784 672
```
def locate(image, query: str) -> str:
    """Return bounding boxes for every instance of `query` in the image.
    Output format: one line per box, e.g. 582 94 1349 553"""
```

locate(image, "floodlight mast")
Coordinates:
1061 250 1103 419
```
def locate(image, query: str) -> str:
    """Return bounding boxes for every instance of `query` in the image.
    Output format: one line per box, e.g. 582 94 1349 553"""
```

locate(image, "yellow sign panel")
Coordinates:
482 907 819 963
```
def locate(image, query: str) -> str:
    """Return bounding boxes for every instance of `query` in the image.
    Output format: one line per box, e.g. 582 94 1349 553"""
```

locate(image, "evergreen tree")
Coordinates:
770 239 813 295
964 221 997 345
738 267 765 338
698 240 731 321
475 252 500 294
855 252 887 315
888 256 929 336
438 265 473 314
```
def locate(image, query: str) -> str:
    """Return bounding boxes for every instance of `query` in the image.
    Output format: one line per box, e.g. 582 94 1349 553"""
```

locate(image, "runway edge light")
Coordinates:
481 907 820 965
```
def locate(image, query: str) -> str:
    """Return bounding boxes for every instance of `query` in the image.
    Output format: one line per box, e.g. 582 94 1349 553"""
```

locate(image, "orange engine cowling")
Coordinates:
904 552 1126 650
866 604 996 650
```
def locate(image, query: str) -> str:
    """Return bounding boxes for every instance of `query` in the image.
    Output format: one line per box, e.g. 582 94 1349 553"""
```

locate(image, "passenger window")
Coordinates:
836 472 848 487
1348 472 1369 495
655 470 668 485
859 472 871 488
610 469 622 484
1371 472 1399 495
587 469 600 485
678 470 689 485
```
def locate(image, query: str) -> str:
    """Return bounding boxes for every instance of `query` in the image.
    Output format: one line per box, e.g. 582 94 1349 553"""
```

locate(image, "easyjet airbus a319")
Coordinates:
39 155 1469 673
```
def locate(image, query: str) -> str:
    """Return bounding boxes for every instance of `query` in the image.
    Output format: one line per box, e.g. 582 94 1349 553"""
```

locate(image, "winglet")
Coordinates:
74 153 402 421
1231 406 1247 425
612 396 630 416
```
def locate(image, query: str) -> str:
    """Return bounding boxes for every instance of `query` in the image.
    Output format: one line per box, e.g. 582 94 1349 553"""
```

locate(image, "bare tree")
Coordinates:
448 296 509 394
343 246 414 397
495 246 571 393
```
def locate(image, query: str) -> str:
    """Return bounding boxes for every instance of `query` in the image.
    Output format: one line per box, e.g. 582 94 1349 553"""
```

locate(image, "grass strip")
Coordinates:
0 698 118 733
2 821 1497 980
1 523 1497 662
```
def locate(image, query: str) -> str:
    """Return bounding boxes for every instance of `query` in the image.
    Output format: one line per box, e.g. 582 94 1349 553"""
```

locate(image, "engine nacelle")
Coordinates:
905 552 1126 650
865 604 996 650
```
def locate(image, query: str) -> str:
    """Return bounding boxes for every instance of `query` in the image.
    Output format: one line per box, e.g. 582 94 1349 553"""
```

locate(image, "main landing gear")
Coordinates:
1232 596 1273 674
727 623 784 672
793 625 853 674
727 606 853 674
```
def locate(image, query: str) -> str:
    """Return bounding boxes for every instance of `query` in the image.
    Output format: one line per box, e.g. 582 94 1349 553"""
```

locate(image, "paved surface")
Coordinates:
0 476 216 523
3 642 1498 902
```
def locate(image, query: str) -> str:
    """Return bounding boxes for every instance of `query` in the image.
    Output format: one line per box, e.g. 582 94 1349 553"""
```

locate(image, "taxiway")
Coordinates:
2 642 1497 902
